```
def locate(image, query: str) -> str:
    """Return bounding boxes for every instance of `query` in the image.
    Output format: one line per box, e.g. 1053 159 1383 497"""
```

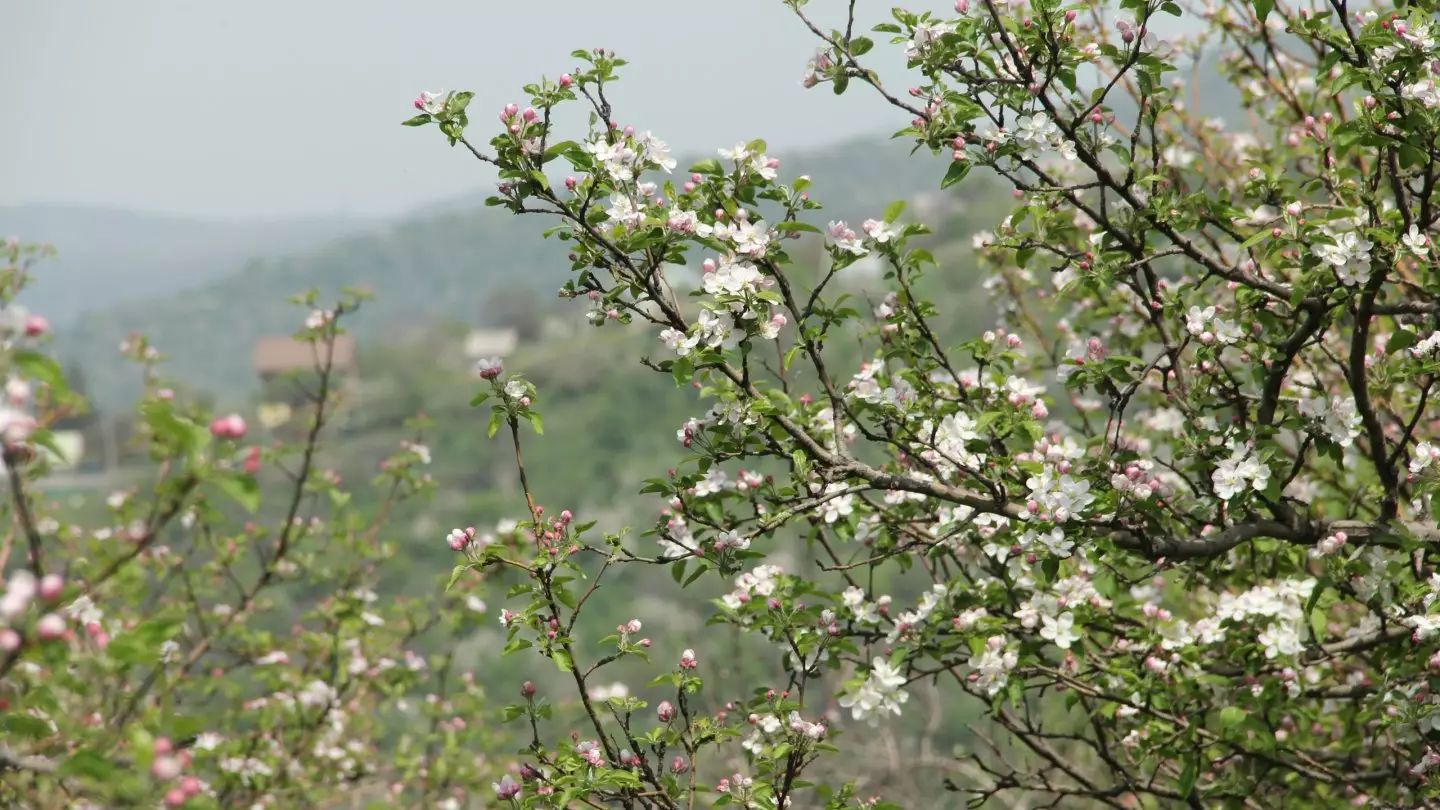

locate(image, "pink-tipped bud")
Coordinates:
559 74 573 88
521 680 536 698
0 629 19 652
504 103 519 118
37 574 63 601
522 107 538 122
152 755 182 781
164 788 187 808
658 700 676 722
210 414 246 440
565 176 578 191
23 315 49 337
35 613 66 641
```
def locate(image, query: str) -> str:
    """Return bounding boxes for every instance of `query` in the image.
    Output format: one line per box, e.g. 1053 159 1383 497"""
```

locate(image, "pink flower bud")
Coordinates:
679 649 698 670
521 680 536 698
559 74 573 88
152 755 182 781
164 788 187 808
565 176 578 191
658 700 676 722
37 574 62 601
35 613 65 641
0 629 19 651
210 414 246 440
23 315 48 337
504 103 519 118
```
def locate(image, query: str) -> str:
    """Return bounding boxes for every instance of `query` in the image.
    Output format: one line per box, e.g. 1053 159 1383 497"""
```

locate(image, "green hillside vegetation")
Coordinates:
52 134 976 409
0 204 375 325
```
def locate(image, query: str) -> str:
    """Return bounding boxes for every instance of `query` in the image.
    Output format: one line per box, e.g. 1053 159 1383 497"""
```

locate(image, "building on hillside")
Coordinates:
252 335 360 414
253 335 358 383
463 328 519 362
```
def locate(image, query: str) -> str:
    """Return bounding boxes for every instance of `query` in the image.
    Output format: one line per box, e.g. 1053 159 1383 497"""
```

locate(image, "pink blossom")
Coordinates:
35 612 66 640
209 414 246 440
37 574 62 601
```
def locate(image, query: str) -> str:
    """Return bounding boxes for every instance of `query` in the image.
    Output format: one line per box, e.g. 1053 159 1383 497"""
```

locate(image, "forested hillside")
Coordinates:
49 135 976 407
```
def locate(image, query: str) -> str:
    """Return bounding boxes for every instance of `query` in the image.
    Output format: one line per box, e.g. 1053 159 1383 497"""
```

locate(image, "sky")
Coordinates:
1 0 915 221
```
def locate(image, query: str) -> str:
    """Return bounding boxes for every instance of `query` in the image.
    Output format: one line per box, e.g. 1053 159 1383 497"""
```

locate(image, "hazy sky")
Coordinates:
2 0 918 221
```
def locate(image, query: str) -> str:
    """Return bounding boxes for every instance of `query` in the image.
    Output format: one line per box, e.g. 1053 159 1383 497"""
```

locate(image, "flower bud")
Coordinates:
152 755 182 781
521 680 536 698
37 574 62 601
35 613 65 641
559 74 573 88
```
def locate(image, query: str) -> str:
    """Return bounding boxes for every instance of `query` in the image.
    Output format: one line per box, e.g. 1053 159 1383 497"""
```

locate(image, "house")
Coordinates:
252 335 359 412
252 335 358 383
462 328 519 362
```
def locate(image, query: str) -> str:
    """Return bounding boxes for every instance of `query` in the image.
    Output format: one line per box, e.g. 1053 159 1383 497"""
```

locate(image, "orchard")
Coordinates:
6 0 1440 808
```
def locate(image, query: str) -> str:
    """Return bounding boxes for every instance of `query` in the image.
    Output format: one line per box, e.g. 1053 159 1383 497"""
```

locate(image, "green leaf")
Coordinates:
527 411 545 435
833 74 850 95
940 160 971 189
690 158 725 176
1387 330 1418 355
401 114 432 127
543 139 579 161
775 221 821 234
1239 228 1270 250
1218 705 1247 731
470 391 490 407
487 409 504 438
671 355 694 387
2 713 52 738
1178 758 1198 797
553 649 573 672
13 350 67 393
883 200 907 224
213 473 260 514
1041 557 1059 582
849 36 874 56
60 750 119 781
446 565 468 593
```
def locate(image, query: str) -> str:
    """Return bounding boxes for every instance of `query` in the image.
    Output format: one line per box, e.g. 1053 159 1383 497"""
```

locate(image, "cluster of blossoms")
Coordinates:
403 0 1440 804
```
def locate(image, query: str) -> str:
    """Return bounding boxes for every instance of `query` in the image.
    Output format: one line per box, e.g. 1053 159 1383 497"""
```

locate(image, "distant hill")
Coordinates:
51 134 983 408
1 204 378 325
